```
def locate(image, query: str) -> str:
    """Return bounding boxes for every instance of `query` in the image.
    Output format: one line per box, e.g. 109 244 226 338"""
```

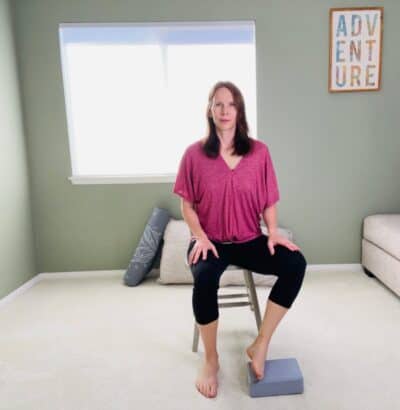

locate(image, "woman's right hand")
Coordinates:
188 237 219 265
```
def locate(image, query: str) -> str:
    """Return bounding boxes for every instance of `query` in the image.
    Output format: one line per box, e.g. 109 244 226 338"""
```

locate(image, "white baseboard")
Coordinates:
0 274 41 308
0 264 362 308
39 269 126 280
307 263 362 272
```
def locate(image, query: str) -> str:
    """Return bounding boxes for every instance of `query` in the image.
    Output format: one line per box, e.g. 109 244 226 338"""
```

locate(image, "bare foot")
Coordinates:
195 357 219 398
246 336 269 380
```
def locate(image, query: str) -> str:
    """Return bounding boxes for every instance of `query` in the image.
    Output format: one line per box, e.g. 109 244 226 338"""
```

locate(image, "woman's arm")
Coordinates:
181 198 219 262
262 203 300 252
262 203 278 235
181 198 208 240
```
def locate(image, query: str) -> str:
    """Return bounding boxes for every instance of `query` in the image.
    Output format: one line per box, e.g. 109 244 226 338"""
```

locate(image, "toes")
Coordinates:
251 363 263 380
201 384 207 397
197 381 217 398
196 382 204 396
203 384 209 397
209 384 217 398
256 370 264 380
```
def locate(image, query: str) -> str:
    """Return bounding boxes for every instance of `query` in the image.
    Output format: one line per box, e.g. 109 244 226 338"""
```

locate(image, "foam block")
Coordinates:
247 358 304 397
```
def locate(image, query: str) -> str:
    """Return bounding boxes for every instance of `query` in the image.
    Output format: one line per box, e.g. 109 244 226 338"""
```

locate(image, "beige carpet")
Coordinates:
0 269 399 410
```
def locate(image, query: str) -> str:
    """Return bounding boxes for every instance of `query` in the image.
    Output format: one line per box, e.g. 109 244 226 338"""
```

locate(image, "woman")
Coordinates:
173 81 307 399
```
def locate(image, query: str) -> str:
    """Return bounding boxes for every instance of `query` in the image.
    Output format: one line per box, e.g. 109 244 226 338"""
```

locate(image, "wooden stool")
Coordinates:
190 264 262 353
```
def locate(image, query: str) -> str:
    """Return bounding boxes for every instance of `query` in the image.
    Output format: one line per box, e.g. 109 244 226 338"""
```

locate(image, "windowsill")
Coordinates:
68 174 176 185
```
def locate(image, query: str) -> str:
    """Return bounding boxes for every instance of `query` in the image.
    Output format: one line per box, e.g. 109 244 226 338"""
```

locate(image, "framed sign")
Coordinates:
329 7 383 92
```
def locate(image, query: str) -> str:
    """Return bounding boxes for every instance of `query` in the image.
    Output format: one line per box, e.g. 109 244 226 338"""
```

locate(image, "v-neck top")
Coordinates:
173 138 280 243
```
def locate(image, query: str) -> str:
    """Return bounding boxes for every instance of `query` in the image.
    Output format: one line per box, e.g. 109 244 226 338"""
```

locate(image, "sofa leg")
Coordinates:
362 267 375 278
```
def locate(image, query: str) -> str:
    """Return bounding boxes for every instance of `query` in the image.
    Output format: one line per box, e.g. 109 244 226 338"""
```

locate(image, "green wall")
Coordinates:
9 0 400 274
0 0 36 298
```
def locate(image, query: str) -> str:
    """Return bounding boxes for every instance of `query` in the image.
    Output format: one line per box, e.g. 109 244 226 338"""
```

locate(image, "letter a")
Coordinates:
336 15 347 37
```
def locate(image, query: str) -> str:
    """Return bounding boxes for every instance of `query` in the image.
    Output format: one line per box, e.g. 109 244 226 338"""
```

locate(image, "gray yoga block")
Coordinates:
247 358 304 398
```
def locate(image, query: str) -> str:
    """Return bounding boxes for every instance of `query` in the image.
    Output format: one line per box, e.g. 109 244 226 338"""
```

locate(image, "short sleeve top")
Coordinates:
172 138 280 243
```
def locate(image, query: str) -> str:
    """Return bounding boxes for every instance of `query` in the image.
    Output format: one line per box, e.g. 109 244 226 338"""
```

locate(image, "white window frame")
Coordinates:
59 21 257 185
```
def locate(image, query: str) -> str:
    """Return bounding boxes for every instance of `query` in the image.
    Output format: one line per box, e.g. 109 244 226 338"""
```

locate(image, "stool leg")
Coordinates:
243 272 254 312
244 270 262 331
192 321 200 352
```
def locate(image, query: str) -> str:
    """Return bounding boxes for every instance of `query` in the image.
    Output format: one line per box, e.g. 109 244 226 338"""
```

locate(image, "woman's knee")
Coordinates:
290 251 307 286
269 251 307 308
191 262 220 290
294 250 307 274
284 249 306 272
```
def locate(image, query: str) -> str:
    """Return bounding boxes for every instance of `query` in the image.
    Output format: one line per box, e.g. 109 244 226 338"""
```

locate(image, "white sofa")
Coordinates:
362 214 400 297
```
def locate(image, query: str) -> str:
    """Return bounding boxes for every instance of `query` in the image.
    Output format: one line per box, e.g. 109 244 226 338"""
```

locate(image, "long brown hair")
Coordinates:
202 81 253 158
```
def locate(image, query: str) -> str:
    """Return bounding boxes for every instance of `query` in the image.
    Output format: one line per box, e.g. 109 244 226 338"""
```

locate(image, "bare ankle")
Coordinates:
205 352 219 364
256 334 270 344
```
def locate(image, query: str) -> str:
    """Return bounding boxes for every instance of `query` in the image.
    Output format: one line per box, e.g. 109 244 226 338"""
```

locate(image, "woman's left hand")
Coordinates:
268 232 300 255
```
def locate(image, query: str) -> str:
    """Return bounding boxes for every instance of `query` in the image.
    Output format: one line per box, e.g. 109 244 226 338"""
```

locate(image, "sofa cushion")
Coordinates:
363 214 400 261
158 219 293 286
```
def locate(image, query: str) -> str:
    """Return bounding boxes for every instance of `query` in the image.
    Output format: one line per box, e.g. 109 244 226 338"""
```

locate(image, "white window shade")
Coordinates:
59 22 257 184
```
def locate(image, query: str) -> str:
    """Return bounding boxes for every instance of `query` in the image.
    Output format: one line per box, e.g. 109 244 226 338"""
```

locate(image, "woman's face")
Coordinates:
210 87 238 133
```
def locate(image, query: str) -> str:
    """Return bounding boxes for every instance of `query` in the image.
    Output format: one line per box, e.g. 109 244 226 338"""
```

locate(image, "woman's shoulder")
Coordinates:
182 139 205 160
185 139 202 151
249 138 271 156
251 138 269 150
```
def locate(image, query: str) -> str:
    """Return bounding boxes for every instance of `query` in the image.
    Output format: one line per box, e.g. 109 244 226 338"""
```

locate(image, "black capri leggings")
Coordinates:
187 234 307 325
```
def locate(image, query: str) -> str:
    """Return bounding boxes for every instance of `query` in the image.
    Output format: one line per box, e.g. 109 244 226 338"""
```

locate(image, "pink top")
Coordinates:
173 138 280 243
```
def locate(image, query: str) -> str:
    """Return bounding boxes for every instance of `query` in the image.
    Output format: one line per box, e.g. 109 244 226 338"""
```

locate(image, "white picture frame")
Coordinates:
329 7 383 92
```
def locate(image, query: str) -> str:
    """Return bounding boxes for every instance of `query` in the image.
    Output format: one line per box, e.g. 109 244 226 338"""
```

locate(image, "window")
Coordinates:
59 22 257 184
